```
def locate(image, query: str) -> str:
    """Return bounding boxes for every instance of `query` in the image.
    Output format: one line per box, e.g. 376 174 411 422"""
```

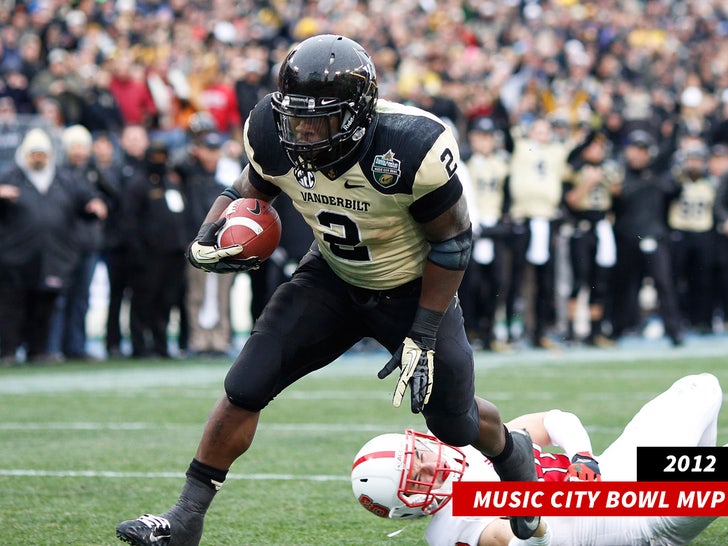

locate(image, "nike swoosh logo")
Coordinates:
247 200 261 215
320 98 337 105
344 180 365 189
405 349 419 369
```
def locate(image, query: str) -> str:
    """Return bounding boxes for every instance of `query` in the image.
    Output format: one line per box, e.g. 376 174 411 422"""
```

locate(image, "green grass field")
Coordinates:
2 339 728 545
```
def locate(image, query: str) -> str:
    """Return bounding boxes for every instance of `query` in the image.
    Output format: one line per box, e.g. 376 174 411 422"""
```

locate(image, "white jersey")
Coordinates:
425 445 501 546
423 374 722 546
547 515 715 546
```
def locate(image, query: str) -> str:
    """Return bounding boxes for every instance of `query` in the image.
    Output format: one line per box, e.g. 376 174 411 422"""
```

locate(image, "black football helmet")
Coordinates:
271 34 378 172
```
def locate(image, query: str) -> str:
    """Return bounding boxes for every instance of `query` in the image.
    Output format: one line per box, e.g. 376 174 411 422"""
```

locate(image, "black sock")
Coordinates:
489 426 537 483
186 458 228 491
487 425 513 465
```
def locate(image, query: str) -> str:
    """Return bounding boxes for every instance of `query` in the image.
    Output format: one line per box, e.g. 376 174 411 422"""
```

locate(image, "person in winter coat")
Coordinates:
0 128 106 365
122 139 189 358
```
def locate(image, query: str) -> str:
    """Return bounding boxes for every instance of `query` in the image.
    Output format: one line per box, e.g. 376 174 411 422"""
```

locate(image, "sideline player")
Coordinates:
116 34 539 545
352 373 723 545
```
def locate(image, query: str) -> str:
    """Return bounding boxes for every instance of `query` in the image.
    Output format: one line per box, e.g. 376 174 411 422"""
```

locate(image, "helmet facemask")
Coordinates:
396 430 466 517
351 430 467 520
271 34 378 173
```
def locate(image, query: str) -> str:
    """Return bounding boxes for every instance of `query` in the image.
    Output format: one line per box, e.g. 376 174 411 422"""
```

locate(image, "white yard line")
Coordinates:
0 469 348 481
2 336 726 395
0 422 414 432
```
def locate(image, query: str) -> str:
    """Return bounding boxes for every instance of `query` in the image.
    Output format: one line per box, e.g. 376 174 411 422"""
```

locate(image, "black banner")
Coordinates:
637 447 728 481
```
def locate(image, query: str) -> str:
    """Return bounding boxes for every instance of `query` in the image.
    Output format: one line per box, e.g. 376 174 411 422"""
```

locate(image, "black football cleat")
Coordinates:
116 514 171 545
510 514 542 540
491 429 541 539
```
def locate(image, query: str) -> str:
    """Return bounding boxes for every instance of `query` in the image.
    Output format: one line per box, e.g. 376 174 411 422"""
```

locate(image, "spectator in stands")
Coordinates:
188 53 241 140
0 96 25 174
0 128 106 365
89 133 123 255
177 128 234 358
104 125 148 358
0 24 22 74
29 48 84 125
35 96 65 141
108 50 157 127
610 129 683 346
80 66 124 135
62 10 88 53
244 187 318 331
1 67 35 115
48 124 107 360
16 32 44 86
122 140 189 358
232 55 270 127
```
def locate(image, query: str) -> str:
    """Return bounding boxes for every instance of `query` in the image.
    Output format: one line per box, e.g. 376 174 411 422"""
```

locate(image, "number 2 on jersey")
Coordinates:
317 210 371 261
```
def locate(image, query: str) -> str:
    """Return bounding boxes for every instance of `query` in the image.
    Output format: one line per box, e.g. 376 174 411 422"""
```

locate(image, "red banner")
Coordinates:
452 482 728 517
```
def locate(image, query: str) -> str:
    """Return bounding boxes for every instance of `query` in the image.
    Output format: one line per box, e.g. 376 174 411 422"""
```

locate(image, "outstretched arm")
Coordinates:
505 412 552 448
507 410 600 482
506 410 593 459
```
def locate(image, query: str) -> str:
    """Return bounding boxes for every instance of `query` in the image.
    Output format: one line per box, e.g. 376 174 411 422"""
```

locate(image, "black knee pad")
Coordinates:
224 332 282 412
423 400 479 447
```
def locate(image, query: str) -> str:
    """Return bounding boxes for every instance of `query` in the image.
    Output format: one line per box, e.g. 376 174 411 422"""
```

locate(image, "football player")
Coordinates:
352 373 723 546
116 35 539 545
562 132 619 347
667 140 716 333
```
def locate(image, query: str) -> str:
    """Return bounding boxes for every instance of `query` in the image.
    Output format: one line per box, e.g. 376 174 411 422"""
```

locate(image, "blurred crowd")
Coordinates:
2 0 728 363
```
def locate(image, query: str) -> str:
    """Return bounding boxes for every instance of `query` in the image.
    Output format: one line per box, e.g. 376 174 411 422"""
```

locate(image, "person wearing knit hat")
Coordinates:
0 128 106 366
47 124 107 361
21 127 52 154
61 124 93 150
16 128 55 194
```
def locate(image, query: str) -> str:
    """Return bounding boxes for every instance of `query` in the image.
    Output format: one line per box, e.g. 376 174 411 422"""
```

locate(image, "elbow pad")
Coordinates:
427 226 472 270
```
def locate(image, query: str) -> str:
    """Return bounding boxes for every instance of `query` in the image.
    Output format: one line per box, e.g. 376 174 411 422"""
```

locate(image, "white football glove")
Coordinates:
187 218 260 273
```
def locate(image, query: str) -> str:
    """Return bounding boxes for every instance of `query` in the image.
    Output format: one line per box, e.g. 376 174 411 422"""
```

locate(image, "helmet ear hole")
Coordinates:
271 34 378 172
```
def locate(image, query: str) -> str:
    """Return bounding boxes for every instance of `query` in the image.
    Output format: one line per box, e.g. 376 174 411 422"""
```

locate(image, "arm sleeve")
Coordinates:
542 409 593 459
567 129 597 164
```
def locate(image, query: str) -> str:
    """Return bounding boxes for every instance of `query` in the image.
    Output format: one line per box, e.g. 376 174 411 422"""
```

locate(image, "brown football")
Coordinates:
216 198 282 261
